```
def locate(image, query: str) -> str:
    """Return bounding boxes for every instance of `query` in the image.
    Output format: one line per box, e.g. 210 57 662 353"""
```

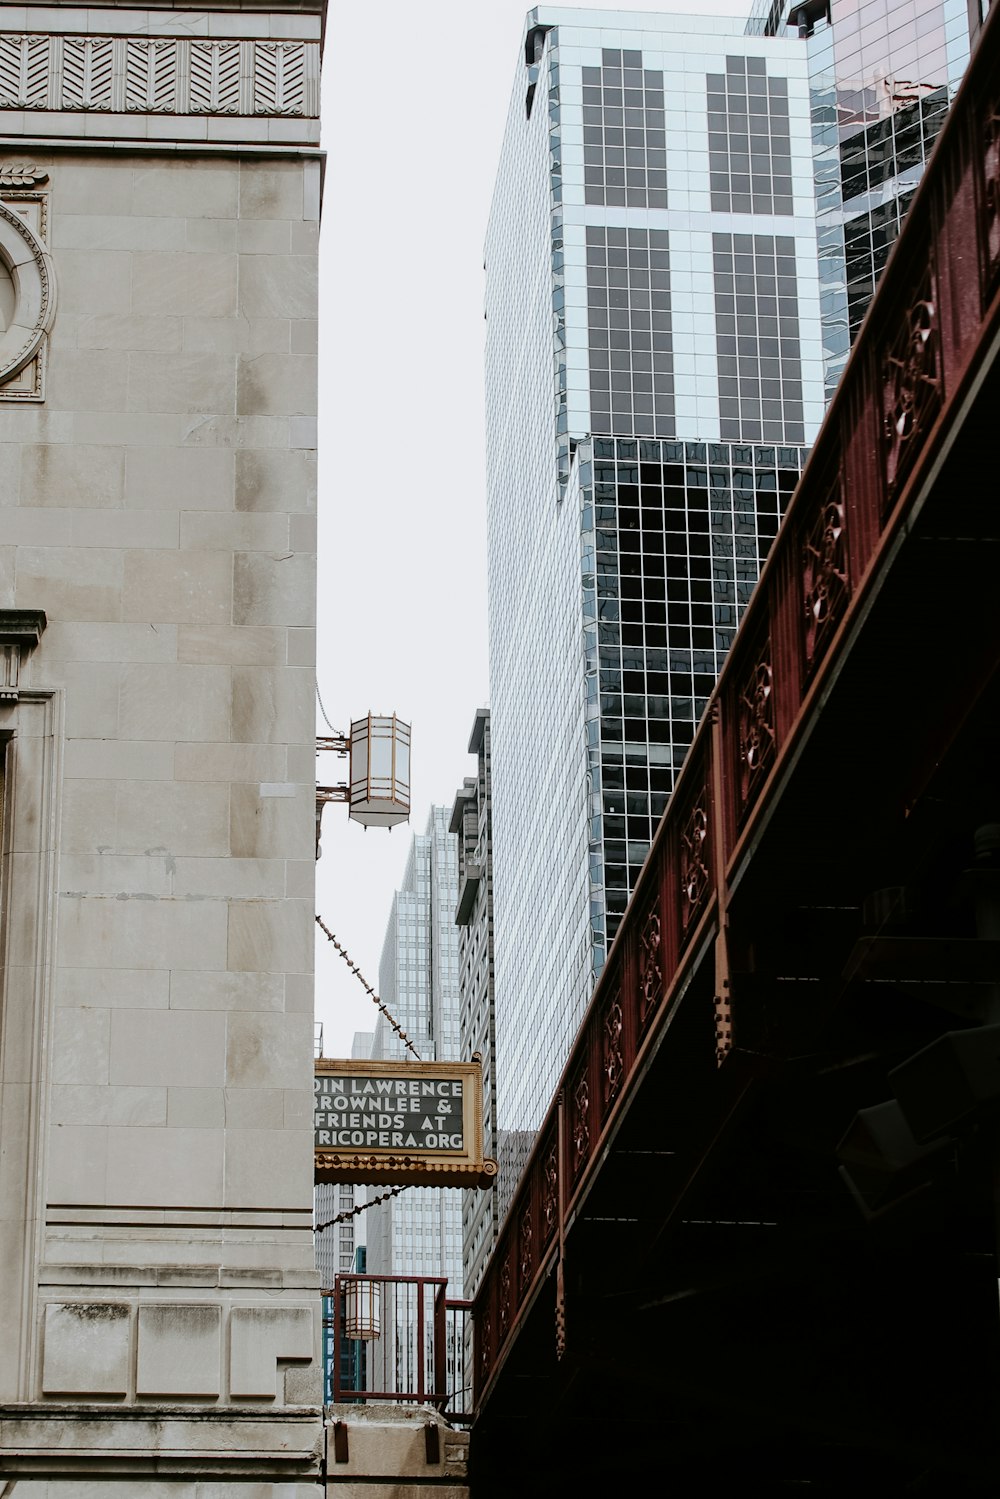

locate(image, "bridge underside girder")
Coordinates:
472 314 1000 1494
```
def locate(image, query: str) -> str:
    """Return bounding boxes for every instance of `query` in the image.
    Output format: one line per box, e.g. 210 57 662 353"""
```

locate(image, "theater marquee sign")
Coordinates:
314 1058 498 1188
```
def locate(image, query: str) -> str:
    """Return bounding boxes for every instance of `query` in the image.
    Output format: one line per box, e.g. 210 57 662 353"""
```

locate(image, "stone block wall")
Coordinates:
0 0 325 1484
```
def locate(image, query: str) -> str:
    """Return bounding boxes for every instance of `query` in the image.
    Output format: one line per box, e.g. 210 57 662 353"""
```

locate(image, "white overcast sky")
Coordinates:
315 0 755 1057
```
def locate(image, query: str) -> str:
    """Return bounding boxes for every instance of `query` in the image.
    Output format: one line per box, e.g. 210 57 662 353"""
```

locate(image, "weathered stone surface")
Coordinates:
230 1304 313 1398
42 1302 131 1395
0 4 323 1479
323 1407 470 1496
137 1304 222 1397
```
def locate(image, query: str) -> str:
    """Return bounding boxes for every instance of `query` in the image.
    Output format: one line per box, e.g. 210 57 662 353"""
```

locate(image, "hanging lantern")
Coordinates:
344 1278 381 1340
349 714 410 829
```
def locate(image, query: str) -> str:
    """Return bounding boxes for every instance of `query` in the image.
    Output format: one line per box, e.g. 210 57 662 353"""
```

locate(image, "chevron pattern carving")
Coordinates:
62 37 115 111
0 34 49 109
190 40 242 114
254 41 307 116
125 38 178 114
0 33 318 116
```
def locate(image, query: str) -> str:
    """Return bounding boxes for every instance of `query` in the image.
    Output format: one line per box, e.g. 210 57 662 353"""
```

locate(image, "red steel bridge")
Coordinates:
471 7 1000 1493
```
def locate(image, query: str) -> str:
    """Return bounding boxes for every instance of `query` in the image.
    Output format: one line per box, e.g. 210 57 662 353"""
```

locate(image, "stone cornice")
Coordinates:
0 135 323 158
17 2 324 11
0 1403 323 1481
8 1 325 16
0 610 46 648
0 610 47 702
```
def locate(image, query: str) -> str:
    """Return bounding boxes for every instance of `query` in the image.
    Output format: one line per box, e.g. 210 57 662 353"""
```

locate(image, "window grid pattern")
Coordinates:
714 233 805 445
581 437 803 945
839 85 949 203
486 30 591 1228
708 55 793 215
456 717 498 1299
586 226 674 439
828 0 957 114
366 809 464 1295
844 188 915 340
583 48 667 210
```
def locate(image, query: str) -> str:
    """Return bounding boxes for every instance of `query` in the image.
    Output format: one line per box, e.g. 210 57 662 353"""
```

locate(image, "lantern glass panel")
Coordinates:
351 724 368 783
370 729 392 780
395 732 410 789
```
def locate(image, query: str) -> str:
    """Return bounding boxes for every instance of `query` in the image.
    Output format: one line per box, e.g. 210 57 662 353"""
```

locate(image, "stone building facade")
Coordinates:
0 0 324 1488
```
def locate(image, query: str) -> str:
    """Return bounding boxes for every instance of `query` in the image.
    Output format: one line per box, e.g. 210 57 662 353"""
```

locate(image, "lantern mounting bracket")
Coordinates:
317 734 350 756
314 713 411 853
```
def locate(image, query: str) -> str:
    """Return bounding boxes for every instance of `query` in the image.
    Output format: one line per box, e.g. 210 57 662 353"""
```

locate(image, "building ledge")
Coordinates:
455 867 482 926
0 1404 323 1480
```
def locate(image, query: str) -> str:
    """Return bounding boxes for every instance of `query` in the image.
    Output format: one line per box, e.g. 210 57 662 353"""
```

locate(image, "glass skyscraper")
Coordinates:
365 807 464 1293
484 0 990 1223
486 7 826 1210
450 710 498 1296
747 0 986 397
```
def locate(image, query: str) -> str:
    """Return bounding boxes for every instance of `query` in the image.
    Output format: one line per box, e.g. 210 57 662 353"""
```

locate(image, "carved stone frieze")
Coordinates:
0 33 320 118
0 162 48 187
254 41 309 116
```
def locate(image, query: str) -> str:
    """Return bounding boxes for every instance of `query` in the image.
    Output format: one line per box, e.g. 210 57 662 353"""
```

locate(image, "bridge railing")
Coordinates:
474 0 1000 1409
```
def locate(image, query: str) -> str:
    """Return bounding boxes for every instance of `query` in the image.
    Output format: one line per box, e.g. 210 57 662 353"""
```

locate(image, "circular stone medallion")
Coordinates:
0 199 56 385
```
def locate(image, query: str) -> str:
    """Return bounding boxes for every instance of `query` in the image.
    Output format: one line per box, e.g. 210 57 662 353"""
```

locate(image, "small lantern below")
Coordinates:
344 1279 381 1340
349 714 410 829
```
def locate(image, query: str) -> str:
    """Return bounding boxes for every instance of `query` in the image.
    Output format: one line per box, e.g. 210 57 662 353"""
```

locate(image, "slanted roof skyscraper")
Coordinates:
485 7 825 1209
483 1 989 1222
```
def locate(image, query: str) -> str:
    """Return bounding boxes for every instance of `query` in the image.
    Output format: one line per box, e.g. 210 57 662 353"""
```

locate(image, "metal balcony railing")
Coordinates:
325 1274 473 1424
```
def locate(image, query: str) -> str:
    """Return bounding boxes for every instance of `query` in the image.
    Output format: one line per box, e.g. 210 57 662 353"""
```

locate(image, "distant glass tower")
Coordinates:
486 6 826 1213
450 710 498 1295
364 808 464 1294
746 0 988 395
